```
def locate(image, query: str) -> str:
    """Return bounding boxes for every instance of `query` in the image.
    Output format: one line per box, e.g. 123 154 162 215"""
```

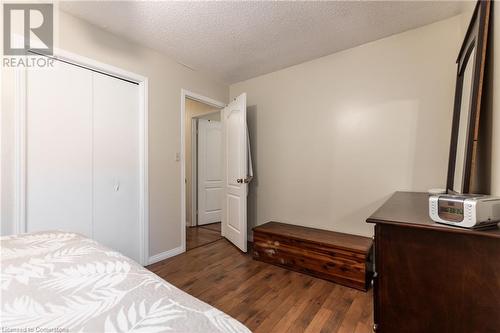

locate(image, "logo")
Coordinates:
2 3 55 68
3 3 53 56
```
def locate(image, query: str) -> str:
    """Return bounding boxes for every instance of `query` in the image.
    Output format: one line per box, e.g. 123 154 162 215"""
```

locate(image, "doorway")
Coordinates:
181 90 249 253
182 92 224 250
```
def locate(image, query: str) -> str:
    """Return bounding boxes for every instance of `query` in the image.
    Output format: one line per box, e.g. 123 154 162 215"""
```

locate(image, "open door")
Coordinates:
222 93 248 252
197 119 223 225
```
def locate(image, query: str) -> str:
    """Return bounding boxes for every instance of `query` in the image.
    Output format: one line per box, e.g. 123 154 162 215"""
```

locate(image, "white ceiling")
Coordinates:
60 1 465 84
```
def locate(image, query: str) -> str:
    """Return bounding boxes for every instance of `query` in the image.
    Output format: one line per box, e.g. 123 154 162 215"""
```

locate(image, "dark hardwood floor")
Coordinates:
186 222 223 250
199 222 222 233
148 238 373 333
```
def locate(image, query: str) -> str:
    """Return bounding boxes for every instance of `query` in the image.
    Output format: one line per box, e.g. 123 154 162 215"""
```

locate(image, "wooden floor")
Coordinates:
148 238 373 333
186 222 223 250
199 222 222 233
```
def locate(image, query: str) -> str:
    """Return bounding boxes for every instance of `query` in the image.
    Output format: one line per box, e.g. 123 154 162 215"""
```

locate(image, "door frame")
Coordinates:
190 117 198 228
194 115 223 227
180 90 225 252
190 110 222 227
14 48 150 265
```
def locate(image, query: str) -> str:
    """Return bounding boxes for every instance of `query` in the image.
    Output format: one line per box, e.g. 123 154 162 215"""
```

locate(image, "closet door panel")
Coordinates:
92 73 140 262
26 61 93 236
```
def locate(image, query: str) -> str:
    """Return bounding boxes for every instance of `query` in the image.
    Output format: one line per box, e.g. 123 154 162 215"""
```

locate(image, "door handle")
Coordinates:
237 176 253 184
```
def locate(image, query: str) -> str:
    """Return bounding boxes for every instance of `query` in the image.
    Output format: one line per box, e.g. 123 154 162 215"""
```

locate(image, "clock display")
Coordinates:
438 198 464 222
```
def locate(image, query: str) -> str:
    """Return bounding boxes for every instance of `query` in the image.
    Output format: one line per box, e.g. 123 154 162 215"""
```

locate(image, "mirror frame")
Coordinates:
446 0 491 194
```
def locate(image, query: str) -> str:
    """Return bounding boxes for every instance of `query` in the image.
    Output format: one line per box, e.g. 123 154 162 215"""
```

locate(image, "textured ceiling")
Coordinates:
60 1 465 84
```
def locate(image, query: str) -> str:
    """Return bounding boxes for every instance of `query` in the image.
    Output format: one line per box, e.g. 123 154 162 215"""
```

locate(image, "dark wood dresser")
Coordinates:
367 192 500 333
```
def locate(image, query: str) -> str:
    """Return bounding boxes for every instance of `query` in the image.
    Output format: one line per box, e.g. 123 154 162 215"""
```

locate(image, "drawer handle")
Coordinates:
264 249 276 256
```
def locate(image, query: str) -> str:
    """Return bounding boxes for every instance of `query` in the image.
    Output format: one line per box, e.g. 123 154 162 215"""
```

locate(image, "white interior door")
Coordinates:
222 93 248 252
26 61 93 237
197 119 223 225
92 73 141 262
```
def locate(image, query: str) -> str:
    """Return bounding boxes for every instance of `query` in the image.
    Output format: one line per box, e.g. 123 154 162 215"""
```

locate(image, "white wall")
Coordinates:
230 16 464 237
0 10 229 259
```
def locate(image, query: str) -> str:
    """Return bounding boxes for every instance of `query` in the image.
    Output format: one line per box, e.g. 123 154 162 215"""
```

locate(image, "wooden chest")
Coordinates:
252 222 373 291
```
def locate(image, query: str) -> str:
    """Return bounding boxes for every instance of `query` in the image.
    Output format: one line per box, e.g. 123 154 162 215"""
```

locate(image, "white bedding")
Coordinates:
0 231 251 333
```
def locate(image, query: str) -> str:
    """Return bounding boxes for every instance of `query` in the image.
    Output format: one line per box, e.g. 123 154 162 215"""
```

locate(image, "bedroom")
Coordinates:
1 1 499 332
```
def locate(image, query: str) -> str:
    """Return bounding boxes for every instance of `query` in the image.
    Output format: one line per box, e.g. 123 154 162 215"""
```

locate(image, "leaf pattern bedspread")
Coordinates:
0 231 251 333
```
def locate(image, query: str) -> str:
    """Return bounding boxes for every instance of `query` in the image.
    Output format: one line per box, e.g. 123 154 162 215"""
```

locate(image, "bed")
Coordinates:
0 231 251 333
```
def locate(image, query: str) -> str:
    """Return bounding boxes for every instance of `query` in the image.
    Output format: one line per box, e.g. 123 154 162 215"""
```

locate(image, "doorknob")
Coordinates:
237 176 253 184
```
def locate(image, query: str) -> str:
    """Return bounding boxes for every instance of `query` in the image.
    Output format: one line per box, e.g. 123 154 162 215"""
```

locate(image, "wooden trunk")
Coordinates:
252 222 373 291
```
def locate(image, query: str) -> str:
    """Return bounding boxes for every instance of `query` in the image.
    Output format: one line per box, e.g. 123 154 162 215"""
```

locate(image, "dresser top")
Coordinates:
366 191 500 239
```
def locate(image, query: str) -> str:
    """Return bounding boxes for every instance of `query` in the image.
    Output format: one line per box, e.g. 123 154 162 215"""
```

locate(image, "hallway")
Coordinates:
186 222 223 250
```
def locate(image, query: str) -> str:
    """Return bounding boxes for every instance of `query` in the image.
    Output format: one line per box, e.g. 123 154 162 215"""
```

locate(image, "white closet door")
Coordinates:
92 73 141 262
26 61 93 236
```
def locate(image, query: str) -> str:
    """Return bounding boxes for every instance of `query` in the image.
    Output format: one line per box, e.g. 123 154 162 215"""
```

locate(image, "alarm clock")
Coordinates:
429 194 500 229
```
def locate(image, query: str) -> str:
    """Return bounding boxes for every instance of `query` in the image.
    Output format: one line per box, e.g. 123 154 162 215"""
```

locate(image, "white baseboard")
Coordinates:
148 245 184 265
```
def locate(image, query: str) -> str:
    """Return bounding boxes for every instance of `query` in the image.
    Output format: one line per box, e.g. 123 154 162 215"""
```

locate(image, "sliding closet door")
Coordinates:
26 61 93 236
92 73 141 262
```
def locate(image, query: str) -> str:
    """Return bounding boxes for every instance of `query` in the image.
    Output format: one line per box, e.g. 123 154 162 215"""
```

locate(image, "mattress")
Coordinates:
0 231 251 333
